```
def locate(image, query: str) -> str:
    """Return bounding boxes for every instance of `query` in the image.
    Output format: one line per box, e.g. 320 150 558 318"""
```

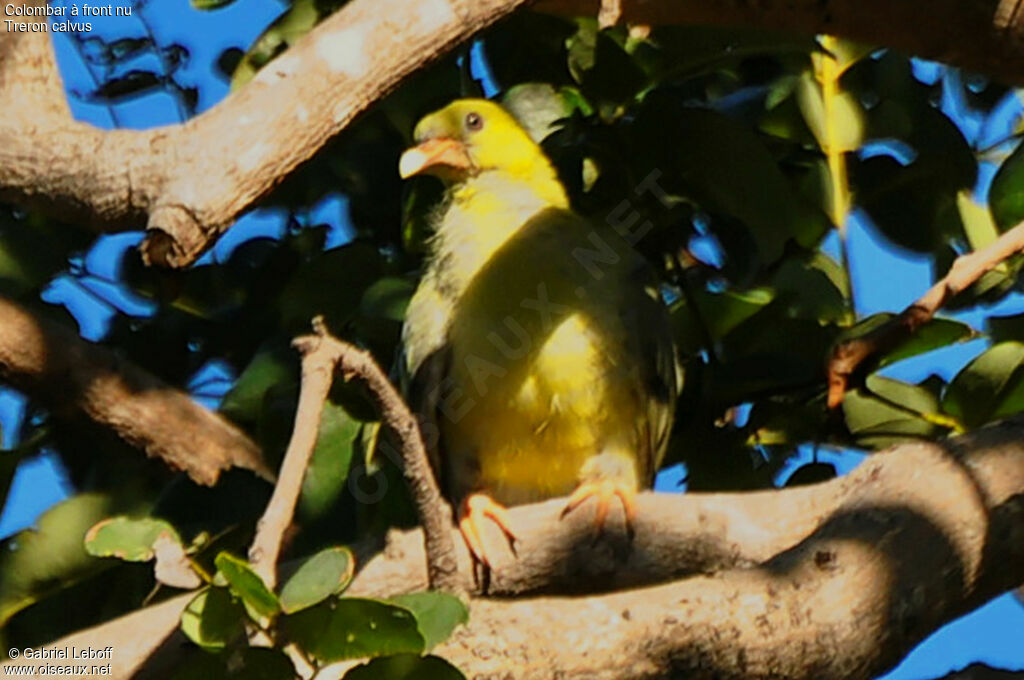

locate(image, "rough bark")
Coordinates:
7 418 1022 679
0 295 269 484
0 0 534 268
337 419 1024 679
7 1 1024 268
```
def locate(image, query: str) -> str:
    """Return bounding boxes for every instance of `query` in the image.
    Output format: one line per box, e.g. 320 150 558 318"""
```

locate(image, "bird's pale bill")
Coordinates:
398 137 471 178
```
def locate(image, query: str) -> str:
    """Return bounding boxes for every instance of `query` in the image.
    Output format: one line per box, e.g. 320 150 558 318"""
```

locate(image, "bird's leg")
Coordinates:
560 479 637 541
458 493 517 590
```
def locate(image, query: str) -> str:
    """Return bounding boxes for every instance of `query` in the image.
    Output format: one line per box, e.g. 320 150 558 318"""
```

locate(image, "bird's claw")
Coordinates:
561 479 637 541
458 493 517 591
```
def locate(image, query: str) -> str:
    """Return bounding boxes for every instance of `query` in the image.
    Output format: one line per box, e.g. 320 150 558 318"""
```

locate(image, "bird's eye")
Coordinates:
465 112 483 132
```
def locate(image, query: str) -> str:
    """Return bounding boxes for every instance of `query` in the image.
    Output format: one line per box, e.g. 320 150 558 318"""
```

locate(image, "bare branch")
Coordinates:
827 219 1024 407
249 320 341 587
0 0 534 268
0 294 269 485
249 319 459 592
318 331 461 593
9 1 1024 269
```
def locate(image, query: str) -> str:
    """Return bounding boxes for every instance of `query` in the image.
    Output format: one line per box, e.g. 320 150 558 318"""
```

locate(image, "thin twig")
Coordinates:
249 320 340 588
319 327 462 593
827 219 1024 408
248 318 460 592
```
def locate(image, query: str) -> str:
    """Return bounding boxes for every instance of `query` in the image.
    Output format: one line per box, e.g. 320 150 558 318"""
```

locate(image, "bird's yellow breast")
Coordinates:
446 307 645 504
427 202 651 506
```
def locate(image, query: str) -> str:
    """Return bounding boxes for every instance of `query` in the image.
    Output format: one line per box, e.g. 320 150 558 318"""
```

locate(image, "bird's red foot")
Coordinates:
560 479 637 539
458 493 517 590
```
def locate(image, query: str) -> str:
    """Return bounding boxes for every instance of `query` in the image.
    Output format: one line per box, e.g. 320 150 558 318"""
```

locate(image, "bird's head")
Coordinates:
399 99 555 185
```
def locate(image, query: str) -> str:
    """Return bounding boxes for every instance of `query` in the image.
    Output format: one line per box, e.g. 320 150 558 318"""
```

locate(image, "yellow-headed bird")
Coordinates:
398 99 678 568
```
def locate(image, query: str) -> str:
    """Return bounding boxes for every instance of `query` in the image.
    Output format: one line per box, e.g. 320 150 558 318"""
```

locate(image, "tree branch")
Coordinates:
0 0 534 268
0 295 269 485
23 416 1024 679
827 219 1024 408
249 320 339 588
333 418 1024 679
249 319 459 592
9 1 1024 269
538 0 1024 86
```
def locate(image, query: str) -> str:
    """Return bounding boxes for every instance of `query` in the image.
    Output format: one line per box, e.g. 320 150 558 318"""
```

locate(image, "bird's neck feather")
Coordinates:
430 168 568 289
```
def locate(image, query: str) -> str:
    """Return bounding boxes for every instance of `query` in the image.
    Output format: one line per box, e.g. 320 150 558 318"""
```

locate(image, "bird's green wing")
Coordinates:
627 267 681 484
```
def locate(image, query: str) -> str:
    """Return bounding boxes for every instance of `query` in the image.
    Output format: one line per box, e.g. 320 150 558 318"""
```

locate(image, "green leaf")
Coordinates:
283 598 424 663
231 648 296 680
942 341 1024 427
220 345 296 424
214 552 280 624
690 287 775 342
230 0 342 89
0 212 82 298
746 400 825 447
637 26 815 83
180 586 246 651
671 108 830 263
848 54 977 254
0 494 114 627
843 374 943 449
360 277 415 324
708 317 839 405
299 400 361 521
855 154 966 252
566 20 647 111
987 312 1024 343
877 317 977 367
277 242 382 334
355 276 417 352
958 190 1001 250
990 139 1024 230
796 69 865 154
820 36 876 75
769 254 847 323
84 516 182 562
481 12 575 89
502 83 576 144
342 654 466 680
388 592 469 651
279 547 356 614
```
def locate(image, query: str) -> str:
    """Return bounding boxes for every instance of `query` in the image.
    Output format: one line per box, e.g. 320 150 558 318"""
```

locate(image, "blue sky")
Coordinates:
0 2 1021 677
